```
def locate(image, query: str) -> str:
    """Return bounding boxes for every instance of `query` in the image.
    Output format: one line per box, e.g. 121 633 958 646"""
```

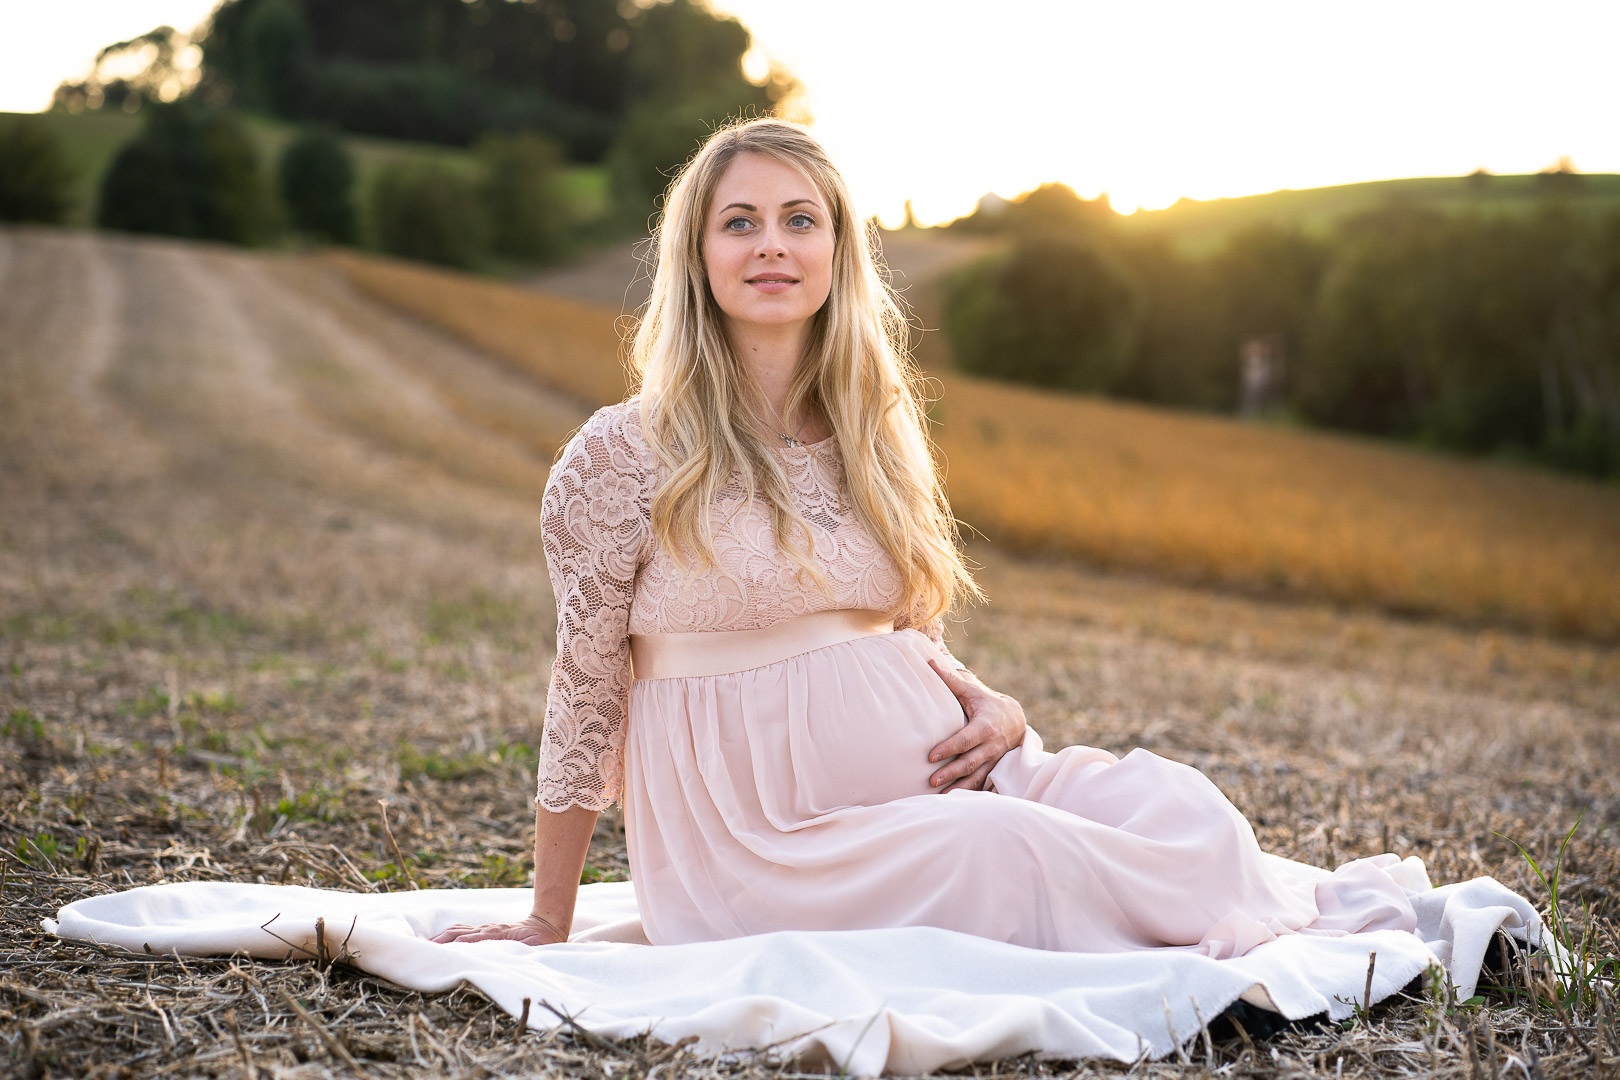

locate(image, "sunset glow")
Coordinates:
711 0 1620 224
5 1 1617 227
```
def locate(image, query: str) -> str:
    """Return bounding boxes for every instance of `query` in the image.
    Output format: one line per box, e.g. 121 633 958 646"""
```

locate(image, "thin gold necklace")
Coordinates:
770 424 806 448
763 402 809 448
765 407 845 513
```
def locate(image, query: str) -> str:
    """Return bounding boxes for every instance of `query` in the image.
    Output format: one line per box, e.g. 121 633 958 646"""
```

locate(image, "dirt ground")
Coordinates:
1 226 1616 1078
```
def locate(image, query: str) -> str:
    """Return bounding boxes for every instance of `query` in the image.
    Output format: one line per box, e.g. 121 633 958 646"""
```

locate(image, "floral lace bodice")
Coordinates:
536 399 958 812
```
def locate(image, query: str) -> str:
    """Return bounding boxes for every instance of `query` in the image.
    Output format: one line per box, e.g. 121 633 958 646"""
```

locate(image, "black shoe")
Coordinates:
1208 999 1328 1042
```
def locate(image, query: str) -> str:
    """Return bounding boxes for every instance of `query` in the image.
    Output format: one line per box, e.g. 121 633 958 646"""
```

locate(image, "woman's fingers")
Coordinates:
929 735 996 789
928 713 994 764
943 759 996 793
934 749 995 792
431 921 549 945
927 659 981 708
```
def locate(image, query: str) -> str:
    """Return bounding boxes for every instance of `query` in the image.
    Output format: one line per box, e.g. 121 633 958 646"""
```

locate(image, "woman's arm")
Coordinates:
430 804 597 944
433 405 650 945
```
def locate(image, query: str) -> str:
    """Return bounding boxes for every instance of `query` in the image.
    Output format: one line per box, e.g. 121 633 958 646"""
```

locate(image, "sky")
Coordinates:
5 0 1617 225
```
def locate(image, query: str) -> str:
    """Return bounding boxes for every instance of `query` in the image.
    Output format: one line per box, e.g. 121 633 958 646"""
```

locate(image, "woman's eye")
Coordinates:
724 217 752 231
789 213 815 229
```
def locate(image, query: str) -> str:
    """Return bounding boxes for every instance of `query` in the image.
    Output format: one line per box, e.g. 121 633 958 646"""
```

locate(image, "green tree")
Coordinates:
370 162 486 268
476 131 568 261
605 99 719 225
97 104 270 245
194 0 785 159
1111 236 1230 409
1294 208 1446 438
278 128 356 243
0 118 78 224
240 0 312 115
944 238 1144 395
51 25 202 113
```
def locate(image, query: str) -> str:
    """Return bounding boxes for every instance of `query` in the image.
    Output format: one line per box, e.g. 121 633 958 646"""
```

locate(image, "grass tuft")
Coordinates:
1500 818 1620 1012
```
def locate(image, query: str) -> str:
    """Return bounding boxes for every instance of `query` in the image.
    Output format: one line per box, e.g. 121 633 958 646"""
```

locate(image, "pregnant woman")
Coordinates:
430 117 1418 956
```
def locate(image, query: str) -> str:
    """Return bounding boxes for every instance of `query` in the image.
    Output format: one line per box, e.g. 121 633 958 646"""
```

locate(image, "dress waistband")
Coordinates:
630 608 894 681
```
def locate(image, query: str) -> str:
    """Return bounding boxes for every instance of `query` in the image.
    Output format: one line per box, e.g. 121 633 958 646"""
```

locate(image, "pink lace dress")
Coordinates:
537 400 1418 953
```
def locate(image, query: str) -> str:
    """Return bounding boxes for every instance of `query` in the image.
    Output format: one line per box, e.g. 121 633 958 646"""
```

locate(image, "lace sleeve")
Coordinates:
535 405 652 813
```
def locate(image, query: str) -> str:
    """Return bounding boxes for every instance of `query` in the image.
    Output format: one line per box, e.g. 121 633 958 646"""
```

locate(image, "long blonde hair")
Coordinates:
631 117 978 624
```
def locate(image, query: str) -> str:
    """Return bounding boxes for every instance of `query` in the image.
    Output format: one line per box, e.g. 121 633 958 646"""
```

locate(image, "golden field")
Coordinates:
934 378 1620 639
324 248 1620 642
327 249 632 409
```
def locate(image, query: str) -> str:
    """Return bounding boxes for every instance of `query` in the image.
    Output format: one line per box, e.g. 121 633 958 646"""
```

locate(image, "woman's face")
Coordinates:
703 152 835 337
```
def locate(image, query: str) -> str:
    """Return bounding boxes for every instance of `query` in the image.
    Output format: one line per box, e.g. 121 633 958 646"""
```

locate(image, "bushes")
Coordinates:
83 102 575 268
476 132 567 262
944 238 1143 395
368 131 576 268
0 117 77 224
97 104 271 244
370 162 486 269
278 128 356 243
605 99 717 225
942 198 1620 478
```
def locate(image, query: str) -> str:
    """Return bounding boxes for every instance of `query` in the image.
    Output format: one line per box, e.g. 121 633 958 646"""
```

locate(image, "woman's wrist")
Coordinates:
521 909 569 942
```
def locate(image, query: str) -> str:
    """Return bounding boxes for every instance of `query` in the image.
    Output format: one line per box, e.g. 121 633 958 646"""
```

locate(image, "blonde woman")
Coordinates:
432 118 1417 955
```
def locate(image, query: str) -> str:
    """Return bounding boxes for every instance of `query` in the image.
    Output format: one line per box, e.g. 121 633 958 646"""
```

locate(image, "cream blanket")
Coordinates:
47 856 1540 1074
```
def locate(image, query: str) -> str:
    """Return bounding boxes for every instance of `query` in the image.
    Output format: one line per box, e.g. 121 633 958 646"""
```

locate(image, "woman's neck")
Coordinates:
728 320 827 441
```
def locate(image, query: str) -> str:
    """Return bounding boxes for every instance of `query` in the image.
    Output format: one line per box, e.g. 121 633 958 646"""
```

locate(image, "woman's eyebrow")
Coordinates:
717 199 821 214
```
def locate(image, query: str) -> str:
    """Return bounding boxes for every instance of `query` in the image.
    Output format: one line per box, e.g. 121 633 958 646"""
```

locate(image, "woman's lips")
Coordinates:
746 277 798 293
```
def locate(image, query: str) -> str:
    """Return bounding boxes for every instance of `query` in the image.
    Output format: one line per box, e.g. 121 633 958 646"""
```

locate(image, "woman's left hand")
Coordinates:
925 659 1028 792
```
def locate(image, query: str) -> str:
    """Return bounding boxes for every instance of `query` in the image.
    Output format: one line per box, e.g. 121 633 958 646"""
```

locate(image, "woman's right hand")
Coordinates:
430 912 567 946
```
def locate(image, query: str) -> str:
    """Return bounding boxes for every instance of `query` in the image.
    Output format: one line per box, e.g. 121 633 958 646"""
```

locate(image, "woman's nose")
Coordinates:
755 225 786 257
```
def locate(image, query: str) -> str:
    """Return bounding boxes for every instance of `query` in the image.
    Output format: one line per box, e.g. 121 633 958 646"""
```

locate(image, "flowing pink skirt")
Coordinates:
623 628 1416 955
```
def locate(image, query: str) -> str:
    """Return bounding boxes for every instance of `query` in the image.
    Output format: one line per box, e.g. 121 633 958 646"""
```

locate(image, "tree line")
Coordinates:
943 183 1620 478
54 0 792 164
8 0 797 267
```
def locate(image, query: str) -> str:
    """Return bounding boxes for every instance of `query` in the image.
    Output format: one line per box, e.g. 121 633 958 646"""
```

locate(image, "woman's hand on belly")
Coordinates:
924 659 1029 792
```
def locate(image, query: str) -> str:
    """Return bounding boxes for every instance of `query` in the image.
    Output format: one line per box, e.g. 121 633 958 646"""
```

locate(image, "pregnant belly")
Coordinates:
785 629 967 813
627 628 967 824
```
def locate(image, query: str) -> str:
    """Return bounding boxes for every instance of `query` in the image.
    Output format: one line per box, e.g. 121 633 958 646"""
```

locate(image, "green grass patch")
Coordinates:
3 591 275 651
1499 818 1620 1011
580 862 628 885
125 688 171 719
461 853 530 889
3 709 46 740
272 785 346 825
394 737 537 782
14 830 62 867
423 587 526 646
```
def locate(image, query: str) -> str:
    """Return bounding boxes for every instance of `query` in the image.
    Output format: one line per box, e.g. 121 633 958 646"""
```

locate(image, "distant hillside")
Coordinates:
1119 172 1620 255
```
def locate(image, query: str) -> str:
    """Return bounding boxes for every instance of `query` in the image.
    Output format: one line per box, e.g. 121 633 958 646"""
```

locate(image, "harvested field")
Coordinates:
1 225 1617 1078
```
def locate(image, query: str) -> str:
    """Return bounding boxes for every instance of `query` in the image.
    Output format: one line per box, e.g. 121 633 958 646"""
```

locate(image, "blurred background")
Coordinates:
3 0 1618 636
